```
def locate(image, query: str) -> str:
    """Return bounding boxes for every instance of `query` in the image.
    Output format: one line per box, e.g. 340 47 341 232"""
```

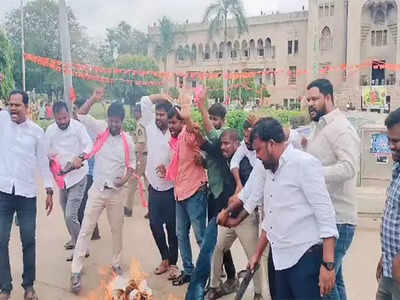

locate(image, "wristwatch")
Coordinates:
322 261 335 271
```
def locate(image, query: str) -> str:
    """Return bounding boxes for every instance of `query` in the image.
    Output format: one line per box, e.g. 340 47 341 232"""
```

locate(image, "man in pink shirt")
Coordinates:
161 96 208 286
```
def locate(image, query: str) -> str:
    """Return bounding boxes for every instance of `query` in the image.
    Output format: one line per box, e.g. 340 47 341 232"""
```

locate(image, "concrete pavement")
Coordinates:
7 185 384 300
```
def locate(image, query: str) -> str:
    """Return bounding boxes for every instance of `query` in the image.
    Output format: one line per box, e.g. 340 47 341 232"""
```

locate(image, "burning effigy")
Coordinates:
85 259 152 300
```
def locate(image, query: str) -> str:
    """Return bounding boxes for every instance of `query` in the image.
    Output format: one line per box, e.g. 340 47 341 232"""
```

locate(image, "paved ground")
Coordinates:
7 184 386 300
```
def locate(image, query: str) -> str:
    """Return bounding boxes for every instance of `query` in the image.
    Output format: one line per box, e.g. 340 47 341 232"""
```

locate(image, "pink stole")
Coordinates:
50 129 147 207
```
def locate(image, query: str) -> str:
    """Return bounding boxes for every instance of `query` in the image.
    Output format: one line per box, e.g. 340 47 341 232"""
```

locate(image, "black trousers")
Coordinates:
208 193 236 280
148 185 178 265
78 175 100 238
0 192 36 293
274 244 323 300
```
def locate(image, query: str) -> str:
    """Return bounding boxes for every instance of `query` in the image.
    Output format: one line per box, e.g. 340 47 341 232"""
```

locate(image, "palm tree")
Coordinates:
154 16 177 73
203 0 248 103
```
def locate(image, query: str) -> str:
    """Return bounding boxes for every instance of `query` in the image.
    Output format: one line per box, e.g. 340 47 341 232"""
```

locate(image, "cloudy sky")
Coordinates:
1 0 307 38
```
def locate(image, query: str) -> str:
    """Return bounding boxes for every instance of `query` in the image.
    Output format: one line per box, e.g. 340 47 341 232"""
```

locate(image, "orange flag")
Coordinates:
69 87 76 103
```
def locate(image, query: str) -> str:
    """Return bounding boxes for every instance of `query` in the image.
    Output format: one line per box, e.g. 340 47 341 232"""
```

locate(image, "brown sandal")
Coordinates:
154 262 169 275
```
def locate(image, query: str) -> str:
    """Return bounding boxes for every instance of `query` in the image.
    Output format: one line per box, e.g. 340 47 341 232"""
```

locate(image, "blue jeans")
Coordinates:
0 191 37 294
325 224 356 300
176 188 207 276
275 244 323 299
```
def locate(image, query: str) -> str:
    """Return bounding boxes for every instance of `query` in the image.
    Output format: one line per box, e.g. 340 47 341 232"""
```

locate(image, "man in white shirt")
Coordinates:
70 101 136 293
0 90 54 300
230 120 257 193
238 118 339 299
139 94 181 280
305 79 360 300
45 101 93 260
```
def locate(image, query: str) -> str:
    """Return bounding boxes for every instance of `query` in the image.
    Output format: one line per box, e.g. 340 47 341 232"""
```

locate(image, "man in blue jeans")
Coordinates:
159 91 208 286
0 91 54 300
304 79 360 300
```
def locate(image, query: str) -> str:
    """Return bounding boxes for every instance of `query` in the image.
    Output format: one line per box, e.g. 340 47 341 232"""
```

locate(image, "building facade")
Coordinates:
148 0 400 111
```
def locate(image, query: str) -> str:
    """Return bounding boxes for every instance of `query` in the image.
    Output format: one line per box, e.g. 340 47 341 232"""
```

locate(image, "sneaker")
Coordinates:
124 207 132 217
0 291 10 300
70 273 81 294
64 240 74 250
66 251 90 262
24 287 38 300
112 266 124 276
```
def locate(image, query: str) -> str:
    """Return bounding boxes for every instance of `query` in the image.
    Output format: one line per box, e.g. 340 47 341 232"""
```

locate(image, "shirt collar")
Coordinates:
318 108 340 127
13 118 30 128
393 162 400 180
268 143 293 175
280 143 294 164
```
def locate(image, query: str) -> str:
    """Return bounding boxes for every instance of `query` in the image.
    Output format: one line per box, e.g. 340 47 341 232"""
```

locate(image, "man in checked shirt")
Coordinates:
376 108 400 299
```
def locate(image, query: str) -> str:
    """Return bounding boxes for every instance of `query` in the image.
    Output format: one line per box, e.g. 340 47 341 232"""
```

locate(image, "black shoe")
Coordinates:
172 272 191 286
71 273 81 294
64 240 75 250
66 252 90 262
124 207 132 217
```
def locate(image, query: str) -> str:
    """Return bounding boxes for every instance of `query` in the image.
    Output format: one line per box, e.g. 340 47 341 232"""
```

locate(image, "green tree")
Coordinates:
109 54 160 115
153 16 178 73
0 30 15 99
104 21 149 58
4 0 96 99
206 78 224 102
203 0 248 102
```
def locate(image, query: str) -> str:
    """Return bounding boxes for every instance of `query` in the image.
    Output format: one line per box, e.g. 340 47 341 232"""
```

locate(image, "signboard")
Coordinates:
370 133 391 155
362 86 387 109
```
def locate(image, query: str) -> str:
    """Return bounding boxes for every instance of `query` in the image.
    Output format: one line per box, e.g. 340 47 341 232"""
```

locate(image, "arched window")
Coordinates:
227 41 233 58
212 42 218 59
177 45 184 61
233 41 240 59
184 45 190 60
242 40 249 58
191 44 197 61
219 42 225 59
375 9 385 25
205 44 211 60
265 38 272 57
320 26 332 51
249 39 256 57
198 44 204 60
257 39 264 57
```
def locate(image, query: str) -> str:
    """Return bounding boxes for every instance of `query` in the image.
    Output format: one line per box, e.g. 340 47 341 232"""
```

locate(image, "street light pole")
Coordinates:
58 0 73 112
21 0 26 91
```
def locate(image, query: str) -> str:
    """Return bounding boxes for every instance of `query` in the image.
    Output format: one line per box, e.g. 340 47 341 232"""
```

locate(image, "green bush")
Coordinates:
191 108 309 137
226 110 248 138
35 119 53 131
123 118 137 133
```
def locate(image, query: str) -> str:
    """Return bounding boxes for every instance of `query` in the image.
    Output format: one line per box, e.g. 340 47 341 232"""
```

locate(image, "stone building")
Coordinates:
148 0 400 111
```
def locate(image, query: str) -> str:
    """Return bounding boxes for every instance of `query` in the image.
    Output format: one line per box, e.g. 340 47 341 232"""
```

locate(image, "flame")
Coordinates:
82 258 184 299
83 258 158 300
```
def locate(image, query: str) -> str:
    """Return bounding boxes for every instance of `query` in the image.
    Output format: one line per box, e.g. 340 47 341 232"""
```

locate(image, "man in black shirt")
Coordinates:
202 129 265 300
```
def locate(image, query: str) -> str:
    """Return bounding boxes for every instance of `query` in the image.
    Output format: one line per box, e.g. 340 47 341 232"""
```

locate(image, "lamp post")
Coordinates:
21 0 26 91
58 0 73 112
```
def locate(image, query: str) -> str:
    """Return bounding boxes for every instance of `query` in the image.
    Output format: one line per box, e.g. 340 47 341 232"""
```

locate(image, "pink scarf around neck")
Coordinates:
50 128 147 207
